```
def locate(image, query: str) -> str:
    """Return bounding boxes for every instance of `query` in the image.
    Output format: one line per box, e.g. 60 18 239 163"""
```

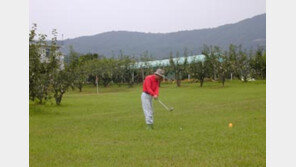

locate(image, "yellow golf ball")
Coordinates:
228 123 233 128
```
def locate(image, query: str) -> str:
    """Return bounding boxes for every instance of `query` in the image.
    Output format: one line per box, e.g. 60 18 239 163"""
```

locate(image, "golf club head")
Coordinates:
169 107 174 111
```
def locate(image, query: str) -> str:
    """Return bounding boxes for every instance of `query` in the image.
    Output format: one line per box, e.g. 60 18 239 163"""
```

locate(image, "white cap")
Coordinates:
154 69 165 78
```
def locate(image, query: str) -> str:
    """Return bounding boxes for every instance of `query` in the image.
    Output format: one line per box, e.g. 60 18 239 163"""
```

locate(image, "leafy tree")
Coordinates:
83 59 99 86
250 48 266 79
29 25 57 104
78 53 99 63
120 56 136 87
190 60 208 87
138 51 154 82
169 51 188 87
203 45 220 80
68 46 79 69
47 29 61 71
48 29 69 104
96 58 114 87
181 48 190 80
237 49 251 82
52 69 72 105
189 47 212 87
67 46 89 92
29 24 41 101
227 44 239 79
217 54 230 86
111 58 124 86
72 63 88 92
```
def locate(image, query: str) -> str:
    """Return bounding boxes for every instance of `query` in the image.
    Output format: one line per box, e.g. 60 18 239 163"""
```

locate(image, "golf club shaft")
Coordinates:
158 99 170 111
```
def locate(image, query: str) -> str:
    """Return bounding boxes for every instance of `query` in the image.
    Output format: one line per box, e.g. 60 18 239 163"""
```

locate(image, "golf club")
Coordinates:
157 99 174 111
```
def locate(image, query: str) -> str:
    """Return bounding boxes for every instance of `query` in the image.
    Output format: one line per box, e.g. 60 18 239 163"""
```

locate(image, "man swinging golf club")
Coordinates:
141 69 165 130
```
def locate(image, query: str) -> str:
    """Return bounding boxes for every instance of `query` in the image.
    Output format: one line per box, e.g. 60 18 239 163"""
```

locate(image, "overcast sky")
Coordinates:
30 0 265 39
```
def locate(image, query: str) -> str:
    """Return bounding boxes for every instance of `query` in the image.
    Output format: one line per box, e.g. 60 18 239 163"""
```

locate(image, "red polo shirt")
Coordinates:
143 74 159 96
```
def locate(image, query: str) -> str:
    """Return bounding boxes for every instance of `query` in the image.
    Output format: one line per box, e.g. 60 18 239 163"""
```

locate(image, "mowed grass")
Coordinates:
29 80 266 167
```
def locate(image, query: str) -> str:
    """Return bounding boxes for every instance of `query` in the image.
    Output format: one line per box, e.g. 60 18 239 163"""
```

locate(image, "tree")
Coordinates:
29 24 41 101
48 29 70 104
188 46 212 87
227 44 239 80
181 48 190 80
200 46 215 86
67 46 89 92
68 46 79 69
120 56 136 87
190 60 208 87
217 54 230 86
138 51 153 82
52 69 72 105
96 58 114 87
169 51 188 87
78 53 99 63
74 64 88 92
29 25 58 104
203 45 220 80
250 48 266 79
237 49 251 82
83 59 99 86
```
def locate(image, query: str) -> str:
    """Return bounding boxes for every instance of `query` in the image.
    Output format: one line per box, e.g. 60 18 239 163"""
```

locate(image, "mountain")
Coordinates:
60 14 266 59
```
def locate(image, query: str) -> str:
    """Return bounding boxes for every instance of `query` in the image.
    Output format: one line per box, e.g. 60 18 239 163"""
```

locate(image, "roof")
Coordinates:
30 41 61 49
134 54 205 68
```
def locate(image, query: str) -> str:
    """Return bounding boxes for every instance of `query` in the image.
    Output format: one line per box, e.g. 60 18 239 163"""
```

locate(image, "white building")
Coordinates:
134 54 205 68
38 44 64 70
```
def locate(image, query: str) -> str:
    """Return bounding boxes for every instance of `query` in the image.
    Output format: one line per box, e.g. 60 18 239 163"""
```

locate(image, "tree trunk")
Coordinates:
243 75 248 82
200 78 204 87
38 99 43 104
132 71 134 83
78 83 83 92
37 94 43 104
55 94 63 105
177 79 181 87
175 72 181 87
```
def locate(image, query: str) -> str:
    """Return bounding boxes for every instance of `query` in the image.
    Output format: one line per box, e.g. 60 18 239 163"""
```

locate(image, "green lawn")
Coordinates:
29 80 266 167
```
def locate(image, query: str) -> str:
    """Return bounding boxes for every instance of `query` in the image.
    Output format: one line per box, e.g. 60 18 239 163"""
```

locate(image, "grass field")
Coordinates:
29 80 266 167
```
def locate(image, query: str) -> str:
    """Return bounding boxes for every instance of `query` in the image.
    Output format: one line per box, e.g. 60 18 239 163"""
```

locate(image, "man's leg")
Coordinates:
141 93 154 129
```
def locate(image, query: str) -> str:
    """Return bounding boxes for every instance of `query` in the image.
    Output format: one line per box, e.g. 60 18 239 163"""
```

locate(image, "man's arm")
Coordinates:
154 82 159 96
145 78 157 96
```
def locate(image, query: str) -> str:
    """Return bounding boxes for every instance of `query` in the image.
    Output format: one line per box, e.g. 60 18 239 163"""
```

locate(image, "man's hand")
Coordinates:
153 95 158 99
